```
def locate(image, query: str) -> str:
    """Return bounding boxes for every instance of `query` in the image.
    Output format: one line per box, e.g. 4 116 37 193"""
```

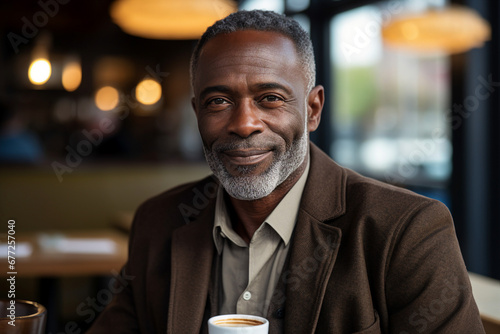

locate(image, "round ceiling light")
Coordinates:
110 0 237 40
382 6 490 54
136 78 162 105
95 86 120 111
28 58 52 85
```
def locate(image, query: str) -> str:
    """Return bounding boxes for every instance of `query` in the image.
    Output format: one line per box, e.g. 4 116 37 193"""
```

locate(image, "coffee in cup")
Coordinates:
208 314 269 333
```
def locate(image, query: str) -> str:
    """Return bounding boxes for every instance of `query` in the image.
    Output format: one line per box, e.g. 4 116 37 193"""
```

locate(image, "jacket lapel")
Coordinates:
282 212 341 333
167 196 216 334
282 144 346 333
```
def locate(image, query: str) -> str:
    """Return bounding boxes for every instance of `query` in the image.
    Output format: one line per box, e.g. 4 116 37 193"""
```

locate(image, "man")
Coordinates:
88 10 484 333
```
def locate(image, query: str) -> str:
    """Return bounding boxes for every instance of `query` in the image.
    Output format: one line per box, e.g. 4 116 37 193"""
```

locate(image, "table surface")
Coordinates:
0 229 129 277
469 272 500 327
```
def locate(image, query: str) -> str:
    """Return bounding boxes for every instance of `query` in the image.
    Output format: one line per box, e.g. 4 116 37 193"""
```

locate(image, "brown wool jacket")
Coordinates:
87 144 484 334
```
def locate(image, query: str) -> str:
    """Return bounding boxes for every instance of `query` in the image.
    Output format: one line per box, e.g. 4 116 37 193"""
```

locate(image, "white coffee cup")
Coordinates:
208 314 269 333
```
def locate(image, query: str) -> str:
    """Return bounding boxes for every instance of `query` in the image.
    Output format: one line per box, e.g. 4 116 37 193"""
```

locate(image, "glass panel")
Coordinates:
239 0 285 13
330 1 451 190
292 14 311 34
286 0 310 12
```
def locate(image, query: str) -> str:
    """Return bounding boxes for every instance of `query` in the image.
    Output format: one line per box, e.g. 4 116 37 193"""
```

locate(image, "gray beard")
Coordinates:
203 129 308 201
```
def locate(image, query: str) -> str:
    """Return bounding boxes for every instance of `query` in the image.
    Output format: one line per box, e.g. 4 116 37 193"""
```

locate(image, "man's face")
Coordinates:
192 30 312 200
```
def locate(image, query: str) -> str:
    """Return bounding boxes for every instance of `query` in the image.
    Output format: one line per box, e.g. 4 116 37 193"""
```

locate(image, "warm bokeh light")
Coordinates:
110 0 237 39
401 22 419 41
28 58 52 85
135 79 162 105
95 86 120 111
382 5 490 54
62 61 82 92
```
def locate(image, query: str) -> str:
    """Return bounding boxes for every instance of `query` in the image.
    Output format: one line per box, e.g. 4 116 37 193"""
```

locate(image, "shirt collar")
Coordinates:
213 155 310 254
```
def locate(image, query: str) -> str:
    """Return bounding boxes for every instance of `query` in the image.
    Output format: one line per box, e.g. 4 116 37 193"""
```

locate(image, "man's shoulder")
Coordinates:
337 167 452 241
343 167 444 213
143 175 217 206
309 144 446 218
344 168 429 202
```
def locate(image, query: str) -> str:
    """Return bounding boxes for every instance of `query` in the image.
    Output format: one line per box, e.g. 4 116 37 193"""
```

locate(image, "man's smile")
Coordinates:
221 149 273 166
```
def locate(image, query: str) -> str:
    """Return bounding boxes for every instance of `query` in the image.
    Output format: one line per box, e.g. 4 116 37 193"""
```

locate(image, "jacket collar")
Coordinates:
279 143 345 333
301 143 347 222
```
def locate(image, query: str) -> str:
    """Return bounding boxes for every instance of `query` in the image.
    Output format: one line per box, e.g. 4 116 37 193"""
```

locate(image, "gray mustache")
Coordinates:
212 139 276 153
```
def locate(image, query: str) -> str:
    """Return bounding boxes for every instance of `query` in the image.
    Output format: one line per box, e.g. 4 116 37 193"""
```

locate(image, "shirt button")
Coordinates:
274 307 285 319
243 291 252 301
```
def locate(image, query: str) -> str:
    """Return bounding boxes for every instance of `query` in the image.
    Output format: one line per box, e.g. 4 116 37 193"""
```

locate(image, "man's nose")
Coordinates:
226 100 264 138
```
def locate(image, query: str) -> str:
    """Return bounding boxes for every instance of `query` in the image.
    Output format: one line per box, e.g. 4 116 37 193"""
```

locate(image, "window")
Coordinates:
330 2 452 193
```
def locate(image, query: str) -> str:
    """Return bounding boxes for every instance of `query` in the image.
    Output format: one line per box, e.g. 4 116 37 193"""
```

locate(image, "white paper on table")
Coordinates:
0 242 33 258
54 238 117 254
37 234 117 254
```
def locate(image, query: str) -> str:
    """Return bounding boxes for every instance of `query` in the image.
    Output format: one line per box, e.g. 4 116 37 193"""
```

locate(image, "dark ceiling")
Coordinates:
0 1 115 33
0 0 199 113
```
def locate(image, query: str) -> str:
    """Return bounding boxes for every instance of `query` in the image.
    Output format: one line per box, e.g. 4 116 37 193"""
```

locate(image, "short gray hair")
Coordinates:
190 10 316 93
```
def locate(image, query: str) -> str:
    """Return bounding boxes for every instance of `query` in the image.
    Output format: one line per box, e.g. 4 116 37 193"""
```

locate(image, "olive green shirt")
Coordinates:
213 158 310 317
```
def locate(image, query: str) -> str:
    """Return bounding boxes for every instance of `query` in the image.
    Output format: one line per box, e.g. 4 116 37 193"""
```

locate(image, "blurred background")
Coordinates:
0 0 499 332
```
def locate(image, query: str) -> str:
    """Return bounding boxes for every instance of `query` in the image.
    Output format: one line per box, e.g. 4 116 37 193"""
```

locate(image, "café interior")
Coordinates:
0 0 499 332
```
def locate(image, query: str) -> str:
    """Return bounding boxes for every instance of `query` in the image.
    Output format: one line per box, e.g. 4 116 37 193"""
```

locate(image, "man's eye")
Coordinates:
262 95 282 102
210 98 228 105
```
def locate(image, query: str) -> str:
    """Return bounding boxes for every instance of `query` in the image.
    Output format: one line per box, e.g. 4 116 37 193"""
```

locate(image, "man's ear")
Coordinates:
307 85 324 132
